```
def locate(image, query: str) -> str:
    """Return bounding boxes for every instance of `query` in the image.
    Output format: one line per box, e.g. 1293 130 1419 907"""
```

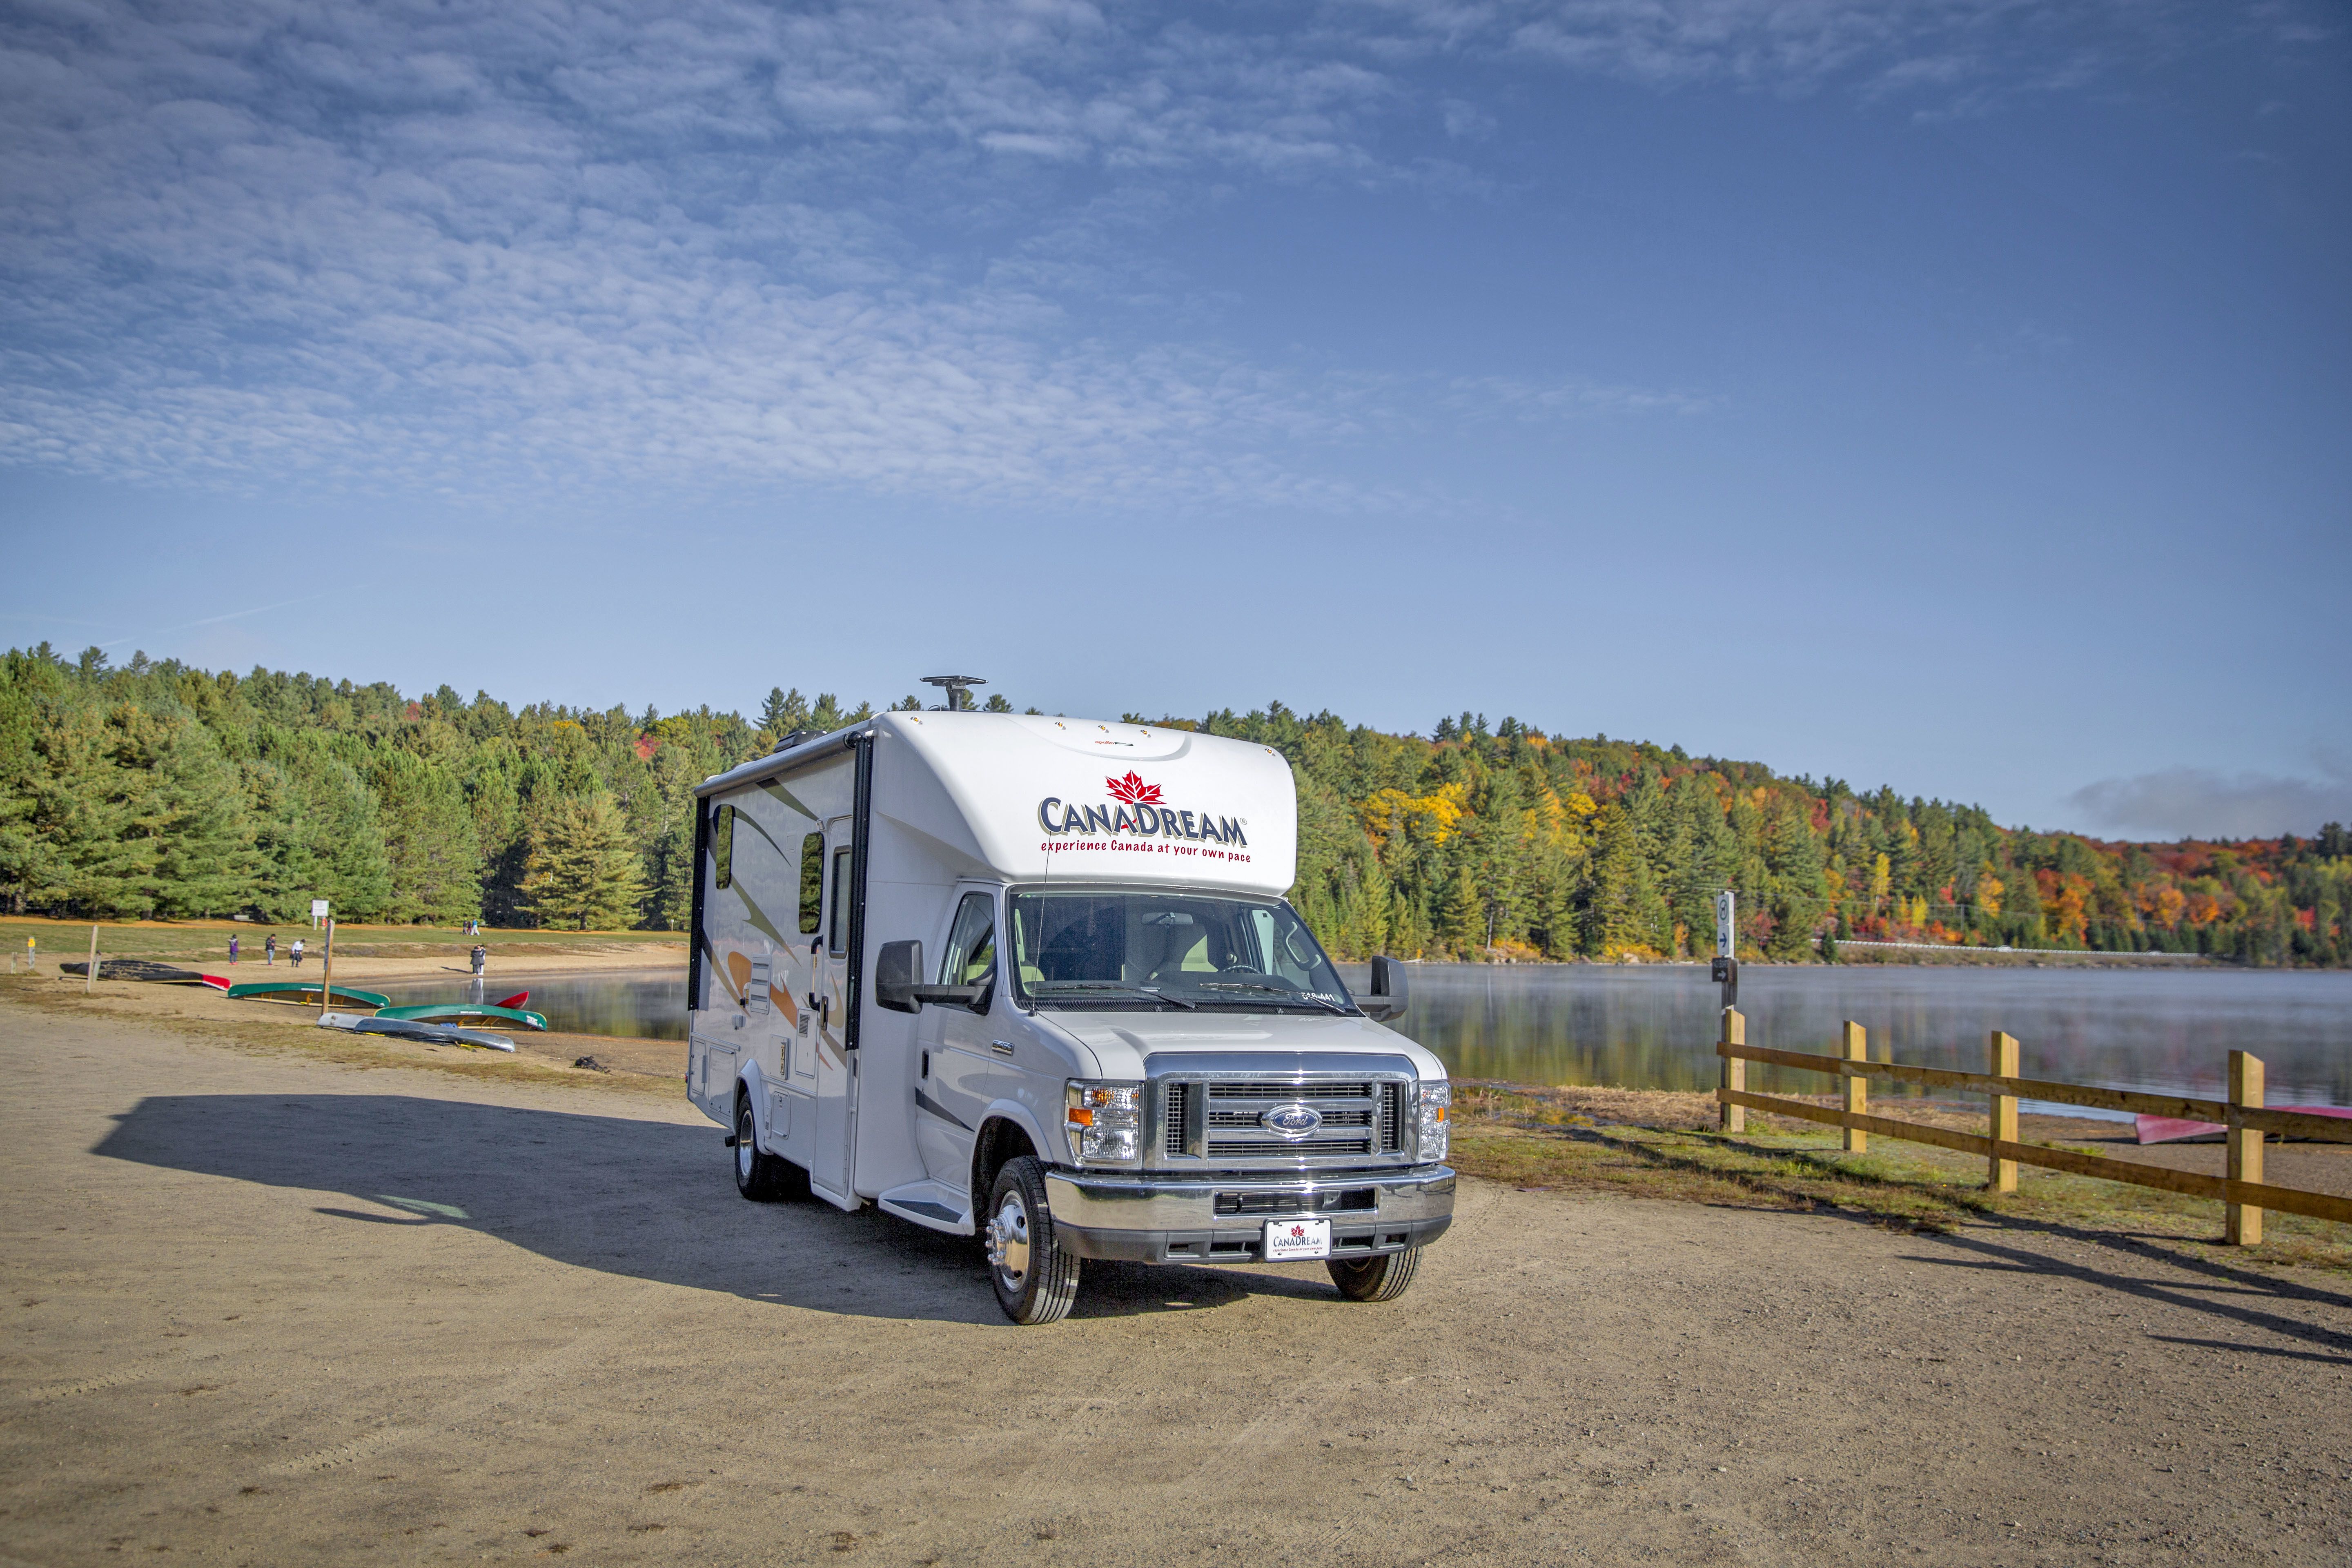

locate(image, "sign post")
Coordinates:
319 917 334 1021
311 898 330 931
1712 890 1741 1132
1710 891 1737 1013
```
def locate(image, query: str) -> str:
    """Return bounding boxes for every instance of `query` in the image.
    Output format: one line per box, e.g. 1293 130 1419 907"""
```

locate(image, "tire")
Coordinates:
1327 1246 1423 1303
984 1156 1080 1325
733 1092 808 1202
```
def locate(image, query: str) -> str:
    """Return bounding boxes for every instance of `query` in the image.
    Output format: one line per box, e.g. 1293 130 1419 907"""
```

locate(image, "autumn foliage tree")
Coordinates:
2 644 2345 964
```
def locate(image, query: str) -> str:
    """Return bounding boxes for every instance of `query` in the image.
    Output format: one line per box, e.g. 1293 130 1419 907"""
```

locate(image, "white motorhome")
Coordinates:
685 710 1453 1324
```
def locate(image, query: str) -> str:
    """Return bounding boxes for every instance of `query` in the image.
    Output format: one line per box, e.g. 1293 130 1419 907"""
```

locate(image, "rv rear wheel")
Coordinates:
734 1094 807 1202
1327 1246 1422 1302
985 1156 1079 1325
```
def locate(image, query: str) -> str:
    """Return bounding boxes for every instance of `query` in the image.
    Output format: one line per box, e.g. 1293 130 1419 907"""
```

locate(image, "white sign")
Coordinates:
1262 1218 1332 1261
1715 891 1736 958
310 899 330 920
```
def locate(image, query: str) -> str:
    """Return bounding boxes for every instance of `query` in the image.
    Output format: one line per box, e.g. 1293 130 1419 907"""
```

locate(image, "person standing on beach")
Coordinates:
229 935 239 965
470 944 487 979
291 937 304 969
265 933 276 966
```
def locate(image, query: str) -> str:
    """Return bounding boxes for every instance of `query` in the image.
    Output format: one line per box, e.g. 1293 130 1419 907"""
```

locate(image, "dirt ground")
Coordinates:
3 996 2350 1568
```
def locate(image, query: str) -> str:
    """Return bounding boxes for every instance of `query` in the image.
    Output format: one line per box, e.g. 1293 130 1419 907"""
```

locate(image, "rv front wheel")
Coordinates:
1327 1246 1422 1302
985 1156 1079 1325
734 1094 806 1202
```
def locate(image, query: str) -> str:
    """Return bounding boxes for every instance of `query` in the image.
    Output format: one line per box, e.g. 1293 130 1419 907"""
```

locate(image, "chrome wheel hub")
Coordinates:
987 1192 1031 1282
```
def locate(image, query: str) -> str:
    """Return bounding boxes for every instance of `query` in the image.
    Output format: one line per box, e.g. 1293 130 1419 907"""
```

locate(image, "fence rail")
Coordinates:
1712 1009 2352 1243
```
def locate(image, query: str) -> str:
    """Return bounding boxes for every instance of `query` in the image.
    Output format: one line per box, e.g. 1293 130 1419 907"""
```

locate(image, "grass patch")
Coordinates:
0 915 682 967
0 975 672 1099
1452 1082 2352 1274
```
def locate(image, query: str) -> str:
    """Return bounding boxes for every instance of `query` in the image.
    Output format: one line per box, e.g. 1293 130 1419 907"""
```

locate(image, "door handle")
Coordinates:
989 1039 1016 1057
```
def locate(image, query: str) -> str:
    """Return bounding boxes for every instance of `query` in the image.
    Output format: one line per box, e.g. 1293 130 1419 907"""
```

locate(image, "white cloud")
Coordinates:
0 0 2288 506
2066 762 2352 841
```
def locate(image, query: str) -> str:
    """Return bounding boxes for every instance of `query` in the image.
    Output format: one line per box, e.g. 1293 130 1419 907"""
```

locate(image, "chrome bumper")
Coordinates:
1042 1165 1455 1265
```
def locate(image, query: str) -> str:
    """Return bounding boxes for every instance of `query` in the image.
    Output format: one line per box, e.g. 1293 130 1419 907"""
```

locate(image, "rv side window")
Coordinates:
797 833 824 934
712 805 735 890
940 893 996 987
828 846 852 955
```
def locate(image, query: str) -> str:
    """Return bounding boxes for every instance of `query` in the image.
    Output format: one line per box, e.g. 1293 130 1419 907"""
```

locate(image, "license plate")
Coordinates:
1263 1217 1332 1261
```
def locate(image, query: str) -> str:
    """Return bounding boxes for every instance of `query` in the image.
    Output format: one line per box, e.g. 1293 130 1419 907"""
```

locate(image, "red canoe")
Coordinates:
2136 1105 2352 1144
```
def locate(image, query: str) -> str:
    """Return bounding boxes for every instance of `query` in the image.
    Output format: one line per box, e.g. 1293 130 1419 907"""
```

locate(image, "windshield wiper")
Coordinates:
1193 981 1347 1013
1027 982 1196 1009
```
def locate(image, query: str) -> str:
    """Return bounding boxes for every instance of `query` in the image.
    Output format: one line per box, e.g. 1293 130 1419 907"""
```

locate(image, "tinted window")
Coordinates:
940 892 996 987
828 845 852 955
711 805 735 890
1007 889 1351 1012
797 832 824 934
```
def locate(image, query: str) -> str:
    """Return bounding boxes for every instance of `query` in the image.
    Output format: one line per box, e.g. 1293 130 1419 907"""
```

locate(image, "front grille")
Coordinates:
1209 1136 1372 1156
1169 1076 1396 1163
1379 1082 1404 1152
1208 1107 1374 1130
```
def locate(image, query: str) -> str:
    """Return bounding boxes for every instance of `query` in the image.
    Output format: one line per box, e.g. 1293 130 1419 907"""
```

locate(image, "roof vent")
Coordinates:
919 675 987 712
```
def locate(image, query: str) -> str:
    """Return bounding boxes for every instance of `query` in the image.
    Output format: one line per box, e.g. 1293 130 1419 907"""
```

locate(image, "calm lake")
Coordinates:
379 963 2352 1110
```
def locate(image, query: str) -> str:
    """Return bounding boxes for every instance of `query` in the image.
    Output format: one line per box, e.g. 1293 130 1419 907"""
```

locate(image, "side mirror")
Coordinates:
875 940 921 1013
874 938 993 1014
1360 955 1409 1021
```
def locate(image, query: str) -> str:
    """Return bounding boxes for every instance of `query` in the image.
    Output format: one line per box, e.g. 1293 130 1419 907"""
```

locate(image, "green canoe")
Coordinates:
225 980 391 1009
374 1002 549 1033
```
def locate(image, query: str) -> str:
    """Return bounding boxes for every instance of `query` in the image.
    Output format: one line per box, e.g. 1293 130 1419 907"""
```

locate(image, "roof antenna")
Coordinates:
920 674 987 713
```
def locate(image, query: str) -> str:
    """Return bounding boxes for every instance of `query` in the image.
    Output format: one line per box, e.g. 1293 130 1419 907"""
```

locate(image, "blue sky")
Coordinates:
2 1 2346 839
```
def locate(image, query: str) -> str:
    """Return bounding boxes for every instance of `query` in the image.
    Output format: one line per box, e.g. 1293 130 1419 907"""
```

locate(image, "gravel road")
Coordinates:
2 996 2348 1566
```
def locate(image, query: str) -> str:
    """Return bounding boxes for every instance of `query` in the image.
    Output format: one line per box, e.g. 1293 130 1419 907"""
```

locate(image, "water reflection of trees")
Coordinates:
1350 965 2352 1105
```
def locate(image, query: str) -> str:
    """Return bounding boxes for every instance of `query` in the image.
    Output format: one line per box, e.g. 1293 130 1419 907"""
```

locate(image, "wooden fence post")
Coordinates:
1719 1008 1745 1134
1987 1031 2019 1194
1842 1021 1868 1152
2226 1049 2265 1246
85 924 98 993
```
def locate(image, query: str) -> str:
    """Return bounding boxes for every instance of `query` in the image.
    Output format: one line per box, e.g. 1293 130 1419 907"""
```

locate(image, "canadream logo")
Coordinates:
1038 771 1247 847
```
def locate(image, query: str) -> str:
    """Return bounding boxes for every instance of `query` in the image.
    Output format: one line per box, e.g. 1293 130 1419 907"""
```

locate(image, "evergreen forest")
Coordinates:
4 644 2346 968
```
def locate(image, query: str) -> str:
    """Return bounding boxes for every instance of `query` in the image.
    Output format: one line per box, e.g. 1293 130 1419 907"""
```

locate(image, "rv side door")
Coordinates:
806 817 858 1203
918 886 999 1184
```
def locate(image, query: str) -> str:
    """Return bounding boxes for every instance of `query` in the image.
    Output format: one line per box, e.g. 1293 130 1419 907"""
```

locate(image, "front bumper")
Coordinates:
1042 1165 1455 1265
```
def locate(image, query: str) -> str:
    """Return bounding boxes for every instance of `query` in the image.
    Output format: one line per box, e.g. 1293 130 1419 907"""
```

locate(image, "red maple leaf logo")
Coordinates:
1106 770 1162 805
1290 1225 1305 1238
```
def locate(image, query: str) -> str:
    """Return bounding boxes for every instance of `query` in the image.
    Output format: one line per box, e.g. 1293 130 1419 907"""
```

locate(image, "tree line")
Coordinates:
3 645 2345 966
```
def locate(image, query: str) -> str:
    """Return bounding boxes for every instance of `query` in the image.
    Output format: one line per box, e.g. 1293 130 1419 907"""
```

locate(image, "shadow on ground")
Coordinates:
89 1093 1345 1326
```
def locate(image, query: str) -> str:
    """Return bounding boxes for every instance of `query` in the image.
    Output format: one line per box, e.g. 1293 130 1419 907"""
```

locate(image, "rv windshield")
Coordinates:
1007 889 1355 1013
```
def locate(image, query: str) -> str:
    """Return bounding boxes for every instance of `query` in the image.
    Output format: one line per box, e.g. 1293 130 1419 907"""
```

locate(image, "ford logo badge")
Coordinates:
1261 1103 1323 1139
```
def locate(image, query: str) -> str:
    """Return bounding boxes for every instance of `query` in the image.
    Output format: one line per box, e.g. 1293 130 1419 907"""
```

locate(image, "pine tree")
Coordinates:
757 686 810 741
520 794 649 930
1762 795 1824 960
143 713 260 918
15 704 161 916
373 749 482 924
1439 865 1482 956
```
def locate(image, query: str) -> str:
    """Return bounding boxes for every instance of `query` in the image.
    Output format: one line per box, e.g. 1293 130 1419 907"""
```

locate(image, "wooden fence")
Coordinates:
1713 1009 2352 1244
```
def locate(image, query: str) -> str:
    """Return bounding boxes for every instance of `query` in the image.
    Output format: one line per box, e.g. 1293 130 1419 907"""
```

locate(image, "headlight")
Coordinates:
1417 1080 1450 1162
1066 1080 1143 1165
